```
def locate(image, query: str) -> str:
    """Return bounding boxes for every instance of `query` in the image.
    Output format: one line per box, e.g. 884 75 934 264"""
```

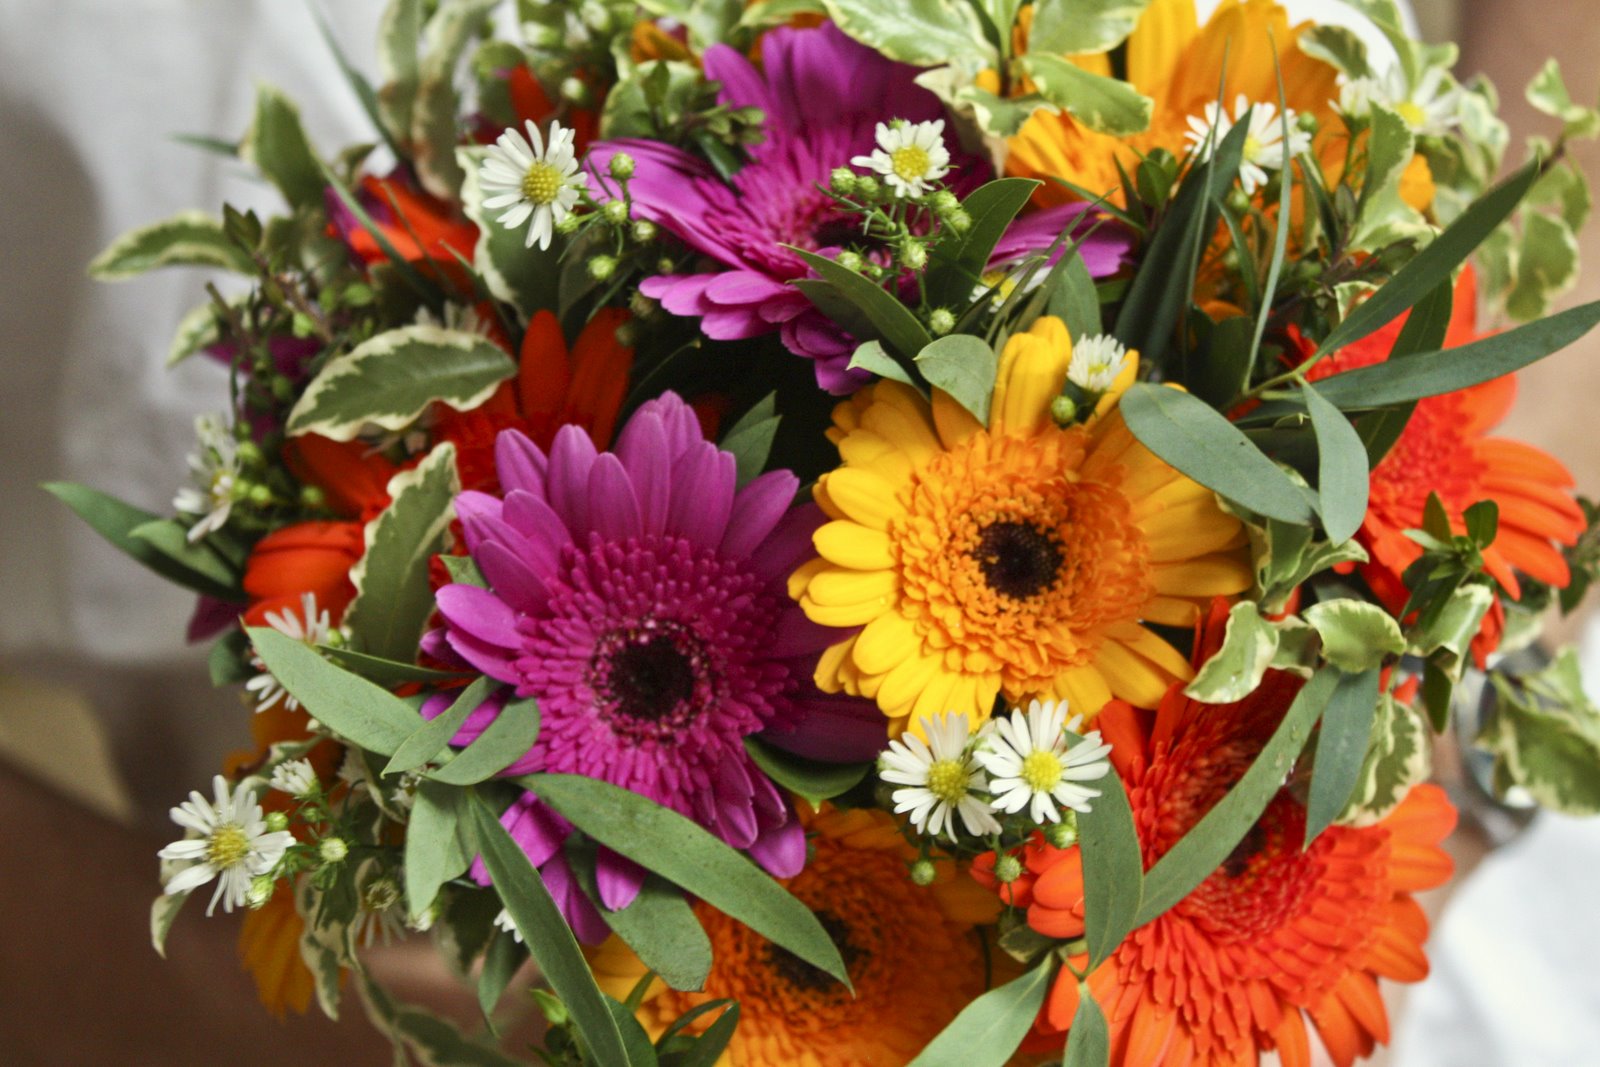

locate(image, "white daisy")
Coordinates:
268 758 318 799
879 711 1001 839
173 415 240 543
1067 334 1130 393
1338 65 1461 138
1184 95 1311 195
852 118 952 198
975 700 1113 825
245 592 333 713
158 775 294 915
480 119 585 250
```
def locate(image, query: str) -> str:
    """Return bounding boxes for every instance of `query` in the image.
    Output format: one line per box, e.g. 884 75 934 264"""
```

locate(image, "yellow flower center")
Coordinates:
521 161 563 205
1242 133 1263 161
1396 100 1427 129
925 758 970 806
206 824 251 870
889 144 932 183
1020 749 1063 793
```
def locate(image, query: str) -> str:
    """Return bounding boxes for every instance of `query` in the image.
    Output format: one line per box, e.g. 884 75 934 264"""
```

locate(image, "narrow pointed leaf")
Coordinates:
1304 668 1382 844
428 696 540 785
386 675 500 775
909 958 1055 1066
246 627 419 754
1300 380 1370 543
1078 767 1143 969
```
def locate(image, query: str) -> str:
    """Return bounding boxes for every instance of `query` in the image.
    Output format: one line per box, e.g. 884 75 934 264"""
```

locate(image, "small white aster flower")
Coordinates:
879 711 1001 839
1068 334 1130 393
268 758 319 799
158 775 294 915
1185 95 1311 195
493 907 525 944
1338 65 1461 138
389 771 423 812
480 119 585 250
354 871 406 948
337 748 370 792
975 700 1113 825
173 415 241 543
245 592 333 713
852 118 952 198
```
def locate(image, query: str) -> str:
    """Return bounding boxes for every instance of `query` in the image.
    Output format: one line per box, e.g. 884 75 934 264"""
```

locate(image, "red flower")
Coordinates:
977 602 1456 1067
242 520 366 626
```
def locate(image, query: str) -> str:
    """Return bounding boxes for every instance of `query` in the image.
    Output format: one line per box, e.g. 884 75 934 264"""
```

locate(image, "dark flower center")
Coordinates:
591 624 709 739
766 912 863 993
972 520 1064 600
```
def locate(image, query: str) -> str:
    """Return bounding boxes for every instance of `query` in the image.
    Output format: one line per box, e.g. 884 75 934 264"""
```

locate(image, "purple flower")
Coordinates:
587 24 1131 393
429 392 883 937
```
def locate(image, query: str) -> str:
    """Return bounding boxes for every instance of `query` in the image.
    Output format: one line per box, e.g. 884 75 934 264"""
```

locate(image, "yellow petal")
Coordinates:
1143 515 1247 562
815 635 862 695
911 668 964 721
1152 556 1254 596
823 467 903 530
1095 637 1181 709
853 611 924 675
1143 595 1203 626
932 387 983 450
1112 623 1195 680
1047 665 1114 721
991 317 1070 437
787 556 829 602
804 566 898 607
875 652 944 717
813 520 895 570
1126 0 1198 99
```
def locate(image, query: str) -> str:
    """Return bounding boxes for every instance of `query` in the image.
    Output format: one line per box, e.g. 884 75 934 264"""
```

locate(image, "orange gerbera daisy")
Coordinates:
434 307 635 493
1302 268 1586 646
975 602 1457 1067
591 805 999 1066
332 174 480 274
792 316 1251 736
1008 0 1339 207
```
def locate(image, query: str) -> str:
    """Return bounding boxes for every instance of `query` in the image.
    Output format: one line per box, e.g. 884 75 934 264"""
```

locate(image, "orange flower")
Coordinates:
1303 268 1585 645
283 433 398 521
243 520 366 625
507 64 599 153
334 174 479 272
591 806 999 1066
435 307 635 492
975 602 1456 1067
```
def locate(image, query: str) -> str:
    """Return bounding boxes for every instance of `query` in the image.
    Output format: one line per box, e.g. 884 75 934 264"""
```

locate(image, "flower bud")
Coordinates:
855 175 881 199
298 485 326 509
559 77 590 106
899 241 929 270
264 811 290 833
235 440 264 467
945 209 972 234
588 254 618 281
993 853 1023 884
318 837 349 864
555 213 582 235
928 307 956 336
602 199 629 224
1045 820 1078 850
930 189 961 217
830 167 858 195
608 153 636 180
909 858 938 886
835 250 864 273
248 483 274 507
247 875 275 909
631 219 657 243
1049 395 1079 425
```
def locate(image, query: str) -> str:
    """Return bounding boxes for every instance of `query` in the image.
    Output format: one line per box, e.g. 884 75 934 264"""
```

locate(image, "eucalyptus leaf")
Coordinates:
676 1001 741 1067
1062 986 1111 1067
322 645 473 686
129 519 244 595
743 738 871 809
406 780 474 921
1304 668 1382 844
1300 380 1370 543
467 792 634 1067
1078 767 1143 969
847 339 918 386
429 696 540 785
572 854 713 993
790 248 932 359
477 928 526 1020
720 394 782 487
520 774 850 987
387 675 499 775
915 334 998 425
246 627 419 754
908 958 1054 1067
925 177 1040 309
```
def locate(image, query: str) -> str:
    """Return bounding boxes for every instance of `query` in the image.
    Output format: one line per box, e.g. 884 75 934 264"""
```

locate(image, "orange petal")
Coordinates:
517 309 572 443
561 307 634 449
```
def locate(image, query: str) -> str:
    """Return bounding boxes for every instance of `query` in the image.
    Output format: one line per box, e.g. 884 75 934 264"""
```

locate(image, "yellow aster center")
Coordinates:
1020 749 1063 793
1242 133 1263 160
925 758 970 805
1396 100 1427 129
521 161 563 205
889 144 932 183
207 824 251 870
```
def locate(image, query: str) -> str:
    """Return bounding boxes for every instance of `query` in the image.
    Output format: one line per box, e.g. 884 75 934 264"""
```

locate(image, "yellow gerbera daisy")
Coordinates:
791 316 1251 736
1009 0 1341 207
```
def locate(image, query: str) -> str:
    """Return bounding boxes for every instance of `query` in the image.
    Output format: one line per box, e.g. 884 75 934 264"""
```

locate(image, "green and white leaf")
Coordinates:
1505 210 1580 322
1526 59 1600 140
165 302 222 367
1028 0 1152 56
1020 53 1153 136
287 326 515 441
378 0 426 139
820 0 994 68
411 0 497 199
1340 692 1432 826
242 85 325 210
1304 599 1406 672
1185 601 1281 703
88 212 255 280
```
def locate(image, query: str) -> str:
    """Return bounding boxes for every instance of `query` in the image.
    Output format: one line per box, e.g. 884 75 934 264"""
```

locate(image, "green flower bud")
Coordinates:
1049 394 1080 425
629 291 659 318
931 189 961 217
247 483 274 507
298 485 326 509
945 209 973 234
1045 820 1078 850
588 254 618 281
993 853 1023 884
835 250 864 272
264 811 290 833
602 199 629 224
247 875 275 909
928 307 956 336
1296 111 1320 134
1225 187 1252 215
899 241 928 270
229 478 257 503
855 175 881 199
318 837 349 865
608 153 636 180
830 166 858 195
555 213 582 235
909 858 938 886
631 219 657 243
559 76 589 106
235 440 264 468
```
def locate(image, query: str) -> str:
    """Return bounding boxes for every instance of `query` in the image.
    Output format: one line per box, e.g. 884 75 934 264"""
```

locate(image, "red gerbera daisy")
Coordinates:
975 602 1457 1067
1302 268 1585 644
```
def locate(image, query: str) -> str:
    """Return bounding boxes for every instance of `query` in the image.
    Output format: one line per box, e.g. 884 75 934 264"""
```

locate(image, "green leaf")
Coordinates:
1028 0 1152 55
1526 59 1600 139
1300 380 1370 543
790 248 933 359
1303 599 1407 672
819 0 994 67
353 962 527 1067
1078 767 1143 969
1256 521 1368 611
1062 986 1111 1067
1342 692 1433 825
1315 158 1539 358
411 0 497 200
378 0 426 140
467 792 634 1067
1120 383 1318 524
87 211 254 279
952 86 1054 138
208 629 253 686
676 1002 741 1067
344 442 461 662
241 85 325 209
720 394 782 487
742 738 871 810
477 927 526 1019
521 774 850 986
406 780 474 921
441 554 488 589
1298 24 1370 78
636 0 742 50
740 0 827 27
572 854 713 993
1353 278 1453 464
321 645 472 686
915 334 998 425
1185 601 1281 703
606 996 662 1067
429 696 540 785
43 482 247 601
1138 667 1338 923
909 958 1055 1067
1304 668 1382 844
1049 248 1102 343
247 626 420 754
150 891 189 958
387 675 500 775
1505 210 1580 322
128 519 244 596
1020 54 1154 136
458 145 561 317
288 326 515 441
925 177 1041 310
847 339 918 387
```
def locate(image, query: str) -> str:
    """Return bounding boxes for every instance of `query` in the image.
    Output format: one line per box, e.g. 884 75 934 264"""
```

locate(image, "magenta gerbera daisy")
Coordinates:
588 25 1088 393
430 391 883 938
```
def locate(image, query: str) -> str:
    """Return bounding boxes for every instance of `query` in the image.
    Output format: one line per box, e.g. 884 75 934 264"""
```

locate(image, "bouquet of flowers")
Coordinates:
53 0 1600 1063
